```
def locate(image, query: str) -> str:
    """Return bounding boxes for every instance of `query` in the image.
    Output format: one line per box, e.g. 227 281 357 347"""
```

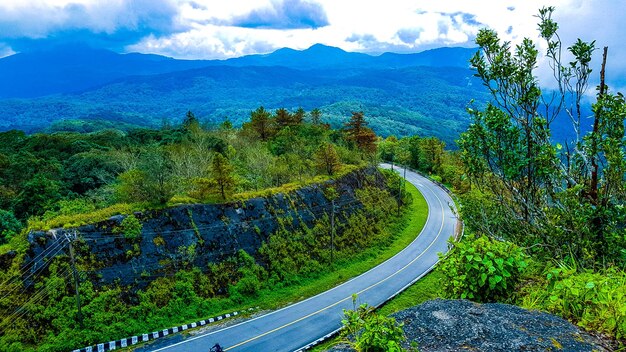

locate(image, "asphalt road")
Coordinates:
151 164 458 352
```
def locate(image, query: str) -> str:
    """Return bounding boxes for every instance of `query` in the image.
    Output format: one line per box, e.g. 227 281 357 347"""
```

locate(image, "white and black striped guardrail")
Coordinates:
72 309 252 352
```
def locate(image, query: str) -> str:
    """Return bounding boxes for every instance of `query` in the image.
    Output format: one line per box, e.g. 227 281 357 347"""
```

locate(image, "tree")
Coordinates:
274 108 292 130
293 107 306 125
0 209 20 244
315 143 341 176
248 106 273 141
115 146 175 204
183 110 200 131
458 7 626 264
211 152 235 200
344 111 377 154
310 108 322 125
378 136 398 164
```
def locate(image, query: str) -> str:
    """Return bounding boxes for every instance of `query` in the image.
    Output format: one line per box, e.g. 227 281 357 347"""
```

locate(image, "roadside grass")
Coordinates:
241 180 428 311
377 268 444 316
126 180 428 351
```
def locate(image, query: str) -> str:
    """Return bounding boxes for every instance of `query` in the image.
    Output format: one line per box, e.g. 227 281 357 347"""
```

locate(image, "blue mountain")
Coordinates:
0 43 478 98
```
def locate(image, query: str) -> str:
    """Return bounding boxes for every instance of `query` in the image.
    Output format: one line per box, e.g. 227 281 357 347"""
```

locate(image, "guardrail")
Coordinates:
72 308 254 352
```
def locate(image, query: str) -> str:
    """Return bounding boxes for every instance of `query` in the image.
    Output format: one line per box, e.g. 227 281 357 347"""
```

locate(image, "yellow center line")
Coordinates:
225 175 448 351
152 171 452 352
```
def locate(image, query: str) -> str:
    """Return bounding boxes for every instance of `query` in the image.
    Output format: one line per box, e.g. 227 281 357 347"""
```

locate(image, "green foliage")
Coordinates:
457 6 626 267
440 235 528 302
114 214 143 240
341 297 406 352
211 152 235 200
520 266 626 339
0 169 422 352
314 143 341 176
344 111 377 155
0 209 21 244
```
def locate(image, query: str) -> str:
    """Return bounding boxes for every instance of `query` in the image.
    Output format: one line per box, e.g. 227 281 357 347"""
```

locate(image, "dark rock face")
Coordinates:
23 167 387 290
392 299 609 352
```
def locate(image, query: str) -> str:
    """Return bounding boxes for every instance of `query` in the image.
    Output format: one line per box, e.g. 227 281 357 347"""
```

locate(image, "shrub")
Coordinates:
341 296 406 352
114 214 143 240
520 266 626 339
440 234 528 302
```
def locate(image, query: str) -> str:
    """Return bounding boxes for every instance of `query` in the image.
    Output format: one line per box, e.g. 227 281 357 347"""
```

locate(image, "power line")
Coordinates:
0 238 67 289
0 239 70 301
0 266 72 330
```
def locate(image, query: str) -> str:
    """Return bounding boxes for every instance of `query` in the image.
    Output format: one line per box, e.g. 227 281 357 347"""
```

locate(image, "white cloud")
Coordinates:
0 0 180 39
1 0 624 89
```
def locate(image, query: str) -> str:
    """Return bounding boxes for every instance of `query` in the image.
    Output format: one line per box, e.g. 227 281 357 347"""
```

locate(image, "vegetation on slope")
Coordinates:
0 108 436 351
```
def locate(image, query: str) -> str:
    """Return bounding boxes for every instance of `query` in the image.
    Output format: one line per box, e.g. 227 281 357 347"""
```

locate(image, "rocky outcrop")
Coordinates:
23 167 388 290
393 299 610 351
327 299 611 351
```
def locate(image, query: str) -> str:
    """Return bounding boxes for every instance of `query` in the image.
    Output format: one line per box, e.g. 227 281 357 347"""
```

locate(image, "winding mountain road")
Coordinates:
151 164 458 352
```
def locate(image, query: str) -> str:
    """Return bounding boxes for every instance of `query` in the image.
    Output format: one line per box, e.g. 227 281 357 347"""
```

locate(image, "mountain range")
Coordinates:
0 43 484 145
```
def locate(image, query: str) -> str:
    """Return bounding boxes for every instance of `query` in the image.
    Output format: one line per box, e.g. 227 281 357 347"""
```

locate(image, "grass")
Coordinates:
377 268 444 316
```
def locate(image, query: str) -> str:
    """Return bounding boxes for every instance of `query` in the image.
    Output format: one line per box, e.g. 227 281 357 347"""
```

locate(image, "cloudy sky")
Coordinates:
0 0 623 78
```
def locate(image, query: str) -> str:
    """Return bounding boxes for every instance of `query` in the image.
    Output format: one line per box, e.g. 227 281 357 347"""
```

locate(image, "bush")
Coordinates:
440 234 528 302
520 266 626 339
0 209 21 244
114 214 143 240
341 296 406 352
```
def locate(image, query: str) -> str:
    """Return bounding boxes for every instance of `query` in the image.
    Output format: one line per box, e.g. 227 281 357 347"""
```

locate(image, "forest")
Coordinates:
0 105 444 351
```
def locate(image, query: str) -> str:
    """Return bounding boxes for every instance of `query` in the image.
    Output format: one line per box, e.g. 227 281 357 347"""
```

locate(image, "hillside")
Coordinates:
0 44 484 145
0 64 485 146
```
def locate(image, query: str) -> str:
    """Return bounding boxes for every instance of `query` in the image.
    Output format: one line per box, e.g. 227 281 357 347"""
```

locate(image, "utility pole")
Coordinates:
67 232 83 327
330 199 335 265
398 173 403 216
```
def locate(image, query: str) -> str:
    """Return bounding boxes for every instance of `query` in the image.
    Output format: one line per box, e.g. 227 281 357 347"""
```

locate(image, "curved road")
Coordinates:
152 164 458 352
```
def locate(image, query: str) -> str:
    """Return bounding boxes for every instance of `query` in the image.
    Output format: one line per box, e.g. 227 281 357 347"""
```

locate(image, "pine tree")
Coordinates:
310 108 322 125
183 110 199 130
211 152 235 200
293 107 306 125
249 106 273 141
344 111 377 154
275 108 293 130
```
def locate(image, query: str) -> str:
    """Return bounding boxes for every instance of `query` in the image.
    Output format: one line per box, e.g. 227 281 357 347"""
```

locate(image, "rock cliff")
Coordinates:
22 167 388 290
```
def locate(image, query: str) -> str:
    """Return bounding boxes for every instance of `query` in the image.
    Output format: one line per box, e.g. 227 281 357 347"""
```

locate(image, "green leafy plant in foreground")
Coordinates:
440 234 528 302
520 265 626 339
341 295 407 352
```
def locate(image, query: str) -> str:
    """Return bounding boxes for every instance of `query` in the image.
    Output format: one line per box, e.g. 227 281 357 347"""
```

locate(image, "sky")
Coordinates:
0 0 624 87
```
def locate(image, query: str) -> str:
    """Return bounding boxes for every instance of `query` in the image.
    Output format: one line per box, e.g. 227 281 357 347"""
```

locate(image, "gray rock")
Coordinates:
392 299 610 352
22 167 388 292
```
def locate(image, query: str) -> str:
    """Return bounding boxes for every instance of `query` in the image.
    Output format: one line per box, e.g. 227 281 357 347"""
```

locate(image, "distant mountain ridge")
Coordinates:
0 63 486 145
0 43 478 98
